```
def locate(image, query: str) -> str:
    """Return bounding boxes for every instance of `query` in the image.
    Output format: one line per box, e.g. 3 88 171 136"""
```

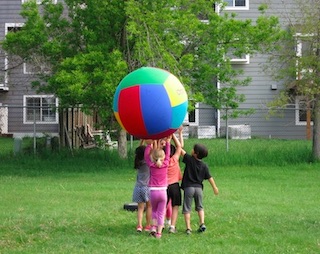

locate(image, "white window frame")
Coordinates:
295 96 313 126
226 45 250 64
295 34 315 126
0 54 7 89
23 63 37 75
23 62 51 75
230 54 250 64
295 33 314 80
5 23 49 75
225 0 249 10
3 23 24 88
188 102 199 126
22 0 58 4
23 95 59 124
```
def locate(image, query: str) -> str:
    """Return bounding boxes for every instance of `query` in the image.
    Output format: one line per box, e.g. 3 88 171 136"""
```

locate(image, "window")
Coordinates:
21 0 58 4
295 33 315 80
5 23 50 75
3 23 24 89
230 54 250 64
226 46 250 64
23 62 51 75
23 95 59 124
225 0 249 10
188 103 199 125
227 50 250 64
295 97 313 126
0 53 6 89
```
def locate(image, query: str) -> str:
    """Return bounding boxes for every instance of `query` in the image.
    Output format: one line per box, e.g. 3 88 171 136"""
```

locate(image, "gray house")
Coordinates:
0 0 59 138
189 0 312 140
223 0 311 140
0 0 309 140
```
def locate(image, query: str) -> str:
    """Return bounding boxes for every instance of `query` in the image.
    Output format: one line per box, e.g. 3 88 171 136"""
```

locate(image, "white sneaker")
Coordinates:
165 219 171 229
168 226 176 234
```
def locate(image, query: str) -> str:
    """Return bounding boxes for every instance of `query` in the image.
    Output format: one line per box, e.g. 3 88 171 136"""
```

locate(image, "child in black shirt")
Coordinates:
181 143 219 234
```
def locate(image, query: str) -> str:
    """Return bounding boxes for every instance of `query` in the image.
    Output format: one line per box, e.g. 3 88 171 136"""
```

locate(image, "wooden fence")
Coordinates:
59 107 101 149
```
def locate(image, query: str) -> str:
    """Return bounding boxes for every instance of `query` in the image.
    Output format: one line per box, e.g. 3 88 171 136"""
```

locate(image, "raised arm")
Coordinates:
144 139 153 166
139 139 145 146
172 133 182 159
177 126 184 148
165 135 172 159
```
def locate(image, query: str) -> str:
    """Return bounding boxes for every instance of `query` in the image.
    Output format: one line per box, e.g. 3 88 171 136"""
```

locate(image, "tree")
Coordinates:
1 0 282 158
265 0 320 160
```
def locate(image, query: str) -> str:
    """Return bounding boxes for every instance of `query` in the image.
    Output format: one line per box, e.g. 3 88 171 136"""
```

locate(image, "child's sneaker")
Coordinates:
197 224 206 233
165 219 171 229
136 226 143 233
155 232 162 239
185 228 192 235
149 231 156 237
144 225 152 232
168 226 176 234
149 225 156 237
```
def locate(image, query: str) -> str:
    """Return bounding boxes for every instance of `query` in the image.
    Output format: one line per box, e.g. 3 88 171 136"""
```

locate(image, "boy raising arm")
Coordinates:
180 143 219 234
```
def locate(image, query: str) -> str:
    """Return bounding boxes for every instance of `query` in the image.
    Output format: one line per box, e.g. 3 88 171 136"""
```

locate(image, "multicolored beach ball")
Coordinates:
113 67 188 139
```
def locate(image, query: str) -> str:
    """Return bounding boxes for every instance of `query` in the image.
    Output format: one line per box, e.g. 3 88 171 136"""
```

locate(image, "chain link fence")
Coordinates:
0 105 313 148
184 106 312 140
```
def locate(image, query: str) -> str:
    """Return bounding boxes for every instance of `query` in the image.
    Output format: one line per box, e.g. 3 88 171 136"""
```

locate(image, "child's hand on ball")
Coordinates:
145 139 153 145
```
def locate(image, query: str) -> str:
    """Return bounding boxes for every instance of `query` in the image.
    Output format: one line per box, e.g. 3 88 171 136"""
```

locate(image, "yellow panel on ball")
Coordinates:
163 74 188 107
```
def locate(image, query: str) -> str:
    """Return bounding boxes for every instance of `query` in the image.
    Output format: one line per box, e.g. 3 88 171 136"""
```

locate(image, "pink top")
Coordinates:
145 142 170 189
167 156 182 185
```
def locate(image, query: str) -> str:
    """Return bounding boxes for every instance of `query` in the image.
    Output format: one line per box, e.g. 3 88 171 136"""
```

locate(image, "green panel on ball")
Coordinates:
118 67 170 89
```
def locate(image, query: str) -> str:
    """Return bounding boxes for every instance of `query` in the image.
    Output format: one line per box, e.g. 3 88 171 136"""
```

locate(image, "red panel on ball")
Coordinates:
146 129 176 140
118 86 148 137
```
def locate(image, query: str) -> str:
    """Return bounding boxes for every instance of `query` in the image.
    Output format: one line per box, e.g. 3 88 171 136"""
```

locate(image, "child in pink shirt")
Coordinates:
144 137 171 238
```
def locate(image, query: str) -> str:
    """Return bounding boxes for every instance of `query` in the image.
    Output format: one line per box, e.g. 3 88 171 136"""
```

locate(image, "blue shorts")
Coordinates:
132 185 150 203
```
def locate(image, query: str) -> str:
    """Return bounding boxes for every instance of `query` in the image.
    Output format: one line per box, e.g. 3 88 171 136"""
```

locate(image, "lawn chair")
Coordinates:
105 130 118 149
86 124 118 150
75 125 96 149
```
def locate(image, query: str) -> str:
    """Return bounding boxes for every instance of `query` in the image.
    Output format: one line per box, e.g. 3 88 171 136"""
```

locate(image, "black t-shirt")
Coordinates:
181 153 212 190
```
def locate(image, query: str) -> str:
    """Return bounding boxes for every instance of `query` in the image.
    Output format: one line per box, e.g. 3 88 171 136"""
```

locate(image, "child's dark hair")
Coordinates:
134 145 146 169
162 144 176 157
193 144 208 159
170 144 176 157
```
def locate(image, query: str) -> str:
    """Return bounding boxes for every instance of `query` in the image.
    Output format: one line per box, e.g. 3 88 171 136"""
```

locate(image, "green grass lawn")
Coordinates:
0 137 319 253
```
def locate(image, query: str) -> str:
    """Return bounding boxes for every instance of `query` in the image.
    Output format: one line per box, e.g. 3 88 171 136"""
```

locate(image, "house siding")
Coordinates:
217 0 309 139
198 103 216 126
0 0 59 137
1 0 307 139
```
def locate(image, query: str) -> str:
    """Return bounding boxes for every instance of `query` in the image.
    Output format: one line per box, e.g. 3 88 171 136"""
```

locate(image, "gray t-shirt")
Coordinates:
135 162 150 187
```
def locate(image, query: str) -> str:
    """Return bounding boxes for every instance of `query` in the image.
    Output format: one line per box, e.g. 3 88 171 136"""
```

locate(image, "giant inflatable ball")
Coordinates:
113 67 188 139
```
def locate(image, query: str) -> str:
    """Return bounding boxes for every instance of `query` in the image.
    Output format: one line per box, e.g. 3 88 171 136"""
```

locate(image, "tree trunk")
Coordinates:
312 97 320 160
118 129 127 159
306 104 311 140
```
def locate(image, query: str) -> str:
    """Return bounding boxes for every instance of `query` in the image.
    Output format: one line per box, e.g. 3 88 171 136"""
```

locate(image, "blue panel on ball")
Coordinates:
113 87 121 112
140 84 172 135
171 101 188 128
